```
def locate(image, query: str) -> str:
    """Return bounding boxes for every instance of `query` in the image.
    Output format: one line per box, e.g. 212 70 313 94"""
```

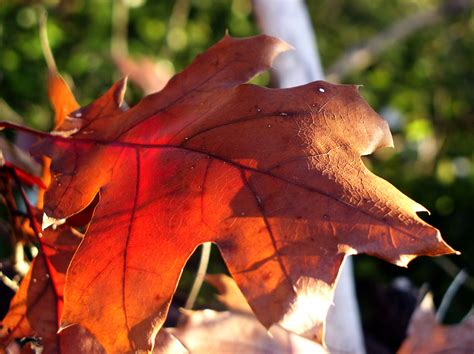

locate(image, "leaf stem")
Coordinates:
183 242 212 311
0 270 19 292
39 9 57 73
436 269 468 322
111 0 129 58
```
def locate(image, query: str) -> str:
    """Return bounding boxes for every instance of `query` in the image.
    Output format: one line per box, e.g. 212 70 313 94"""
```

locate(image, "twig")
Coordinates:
38 10 57 73
160 0 191 57
111 0 129 58
0 270 19 292
433 257 474 291
182 242 212 312
436 269 468 322
168 0 191 32
326 0 473 82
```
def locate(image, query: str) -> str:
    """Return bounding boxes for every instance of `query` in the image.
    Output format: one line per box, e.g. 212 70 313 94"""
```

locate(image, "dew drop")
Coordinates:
280 112 288 116
45 274 50 278
256 107 262 112
240 212 246 216
311 103 317 107
206 155 211 159
267 124 272 128
184 137 189 141
318 88 326 93
256 196 262 204
190 165 195 170
32 278 37 283
323 214 329 220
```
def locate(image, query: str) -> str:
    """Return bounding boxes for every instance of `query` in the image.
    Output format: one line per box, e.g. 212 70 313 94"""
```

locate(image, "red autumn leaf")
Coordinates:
398 293 474 354
1 34 456 353
0 226 104 354
47 73 79 129
38 72 80 209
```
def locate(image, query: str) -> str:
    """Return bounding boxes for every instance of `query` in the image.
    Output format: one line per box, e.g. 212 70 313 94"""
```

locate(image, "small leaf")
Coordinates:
398 293 474 354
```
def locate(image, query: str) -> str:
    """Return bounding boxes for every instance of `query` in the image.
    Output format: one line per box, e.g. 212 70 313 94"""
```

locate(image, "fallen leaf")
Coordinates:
1 34 456 352
114 55 173 94
205 273 252 314
169 309 327 354
398 293 474 354
0 226 104 354
153 332 188 354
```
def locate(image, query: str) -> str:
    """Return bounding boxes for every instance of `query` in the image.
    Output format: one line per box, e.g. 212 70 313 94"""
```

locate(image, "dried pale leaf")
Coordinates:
398 293 474 354
170 309 327 354
152 332 188 354
205 274 252 313
115 55 173 94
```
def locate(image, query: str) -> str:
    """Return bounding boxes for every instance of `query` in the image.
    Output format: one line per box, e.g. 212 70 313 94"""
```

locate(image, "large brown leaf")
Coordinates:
1 35 456 353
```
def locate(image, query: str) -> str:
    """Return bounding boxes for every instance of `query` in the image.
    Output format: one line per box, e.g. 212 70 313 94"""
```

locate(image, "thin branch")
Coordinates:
39 10 57 73
436 269 468 322
111 0 129 58
326 0 473 82
433 257 474 291
0 270 19 292
182 242 212 312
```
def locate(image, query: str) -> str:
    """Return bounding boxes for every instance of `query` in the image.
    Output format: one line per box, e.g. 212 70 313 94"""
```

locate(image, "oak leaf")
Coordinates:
1 35 456 353
169 309 327 354
398 293 474 354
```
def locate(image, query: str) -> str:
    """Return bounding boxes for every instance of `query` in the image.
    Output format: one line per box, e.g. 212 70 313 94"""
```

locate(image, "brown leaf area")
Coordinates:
398 293 474 354
170 310 327 354
0 226 104 354
2 34 456 352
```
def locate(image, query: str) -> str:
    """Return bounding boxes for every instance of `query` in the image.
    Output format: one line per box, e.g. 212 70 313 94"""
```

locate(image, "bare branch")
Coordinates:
327 0 473 82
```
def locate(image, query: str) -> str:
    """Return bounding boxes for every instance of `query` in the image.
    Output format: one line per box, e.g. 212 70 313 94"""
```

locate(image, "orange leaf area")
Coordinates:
398 293 474 353
1 35 456 353
0 226 104 353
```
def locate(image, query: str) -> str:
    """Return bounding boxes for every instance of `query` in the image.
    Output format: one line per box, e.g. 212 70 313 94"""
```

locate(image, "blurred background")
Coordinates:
0 0 473 352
